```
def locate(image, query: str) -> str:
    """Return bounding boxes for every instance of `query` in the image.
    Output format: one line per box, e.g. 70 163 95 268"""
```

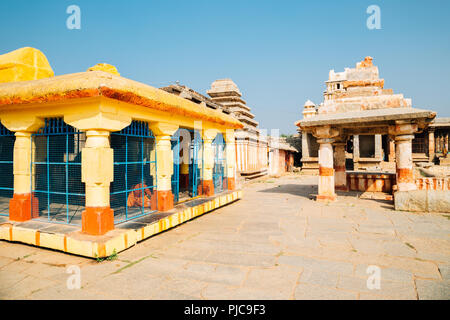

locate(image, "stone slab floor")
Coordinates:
0 174 449 300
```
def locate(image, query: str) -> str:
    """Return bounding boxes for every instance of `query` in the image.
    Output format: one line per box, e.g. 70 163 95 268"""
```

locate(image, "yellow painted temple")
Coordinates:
0 47 243 258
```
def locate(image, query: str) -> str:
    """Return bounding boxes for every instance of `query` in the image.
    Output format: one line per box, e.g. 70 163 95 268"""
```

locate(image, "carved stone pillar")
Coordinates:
334 139 347 191
428 128 435 162
389 122 418 192
312 126 340 201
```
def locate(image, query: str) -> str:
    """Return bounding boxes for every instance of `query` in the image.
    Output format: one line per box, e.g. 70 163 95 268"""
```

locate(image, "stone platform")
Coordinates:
0 190 242 258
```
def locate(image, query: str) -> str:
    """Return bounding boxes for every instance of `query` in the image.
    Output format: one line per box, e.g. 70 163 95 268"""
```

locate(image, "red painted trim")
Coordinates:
9 193 39 222
81 207 114 235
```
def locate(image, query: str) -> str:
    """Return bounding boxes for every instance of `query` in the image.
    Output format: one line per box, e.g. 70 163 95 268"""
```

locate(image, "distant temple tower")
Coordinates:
207 79 259 133
302 100 317 119
208 79 268 179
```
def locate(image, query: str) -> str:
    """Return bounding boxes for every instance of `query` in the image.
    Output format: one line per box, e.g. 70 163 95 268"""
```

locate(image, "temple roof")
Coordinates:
296 107 436 128
304 100 315 107
0 71 243 129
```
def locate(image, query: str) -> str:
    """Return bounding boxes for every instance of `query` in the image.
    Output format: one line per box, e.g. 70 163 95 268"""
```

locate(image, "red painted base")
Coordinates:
82 207 114 236
227 177 235 191
335 185 348 192
202 180 214 197
316 194 337 202
197 184 203 196
156 190 174 212
9 193 39 222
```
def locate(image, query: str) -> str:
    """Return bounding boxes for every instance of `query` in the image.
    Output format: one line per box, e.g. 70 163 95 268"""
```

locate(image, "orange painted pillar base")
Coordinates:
180 174 189 189
197 183 203 196
157 190 174 212
202 180 214 196
227 177 235 191
81 207 114 236
9 193 39 222
150 190 158 211
316 194 337 202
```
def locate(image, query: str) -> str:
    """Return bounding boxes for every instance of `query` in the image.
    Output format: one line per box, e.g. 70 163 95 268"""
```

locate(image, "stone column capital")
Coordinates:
312 125 340 140
149 122 179 137
1 116 44 133
388 122 418 136
317 138 336 144
65 112 132 132
394 134 415 142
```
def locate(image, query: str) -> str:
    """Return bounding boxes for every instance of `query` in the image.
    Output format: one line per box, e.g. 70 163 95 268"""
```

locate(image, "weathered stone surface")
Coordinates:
415 279 450 300
0 175 449 300
395 190 450 213
294 283 357 300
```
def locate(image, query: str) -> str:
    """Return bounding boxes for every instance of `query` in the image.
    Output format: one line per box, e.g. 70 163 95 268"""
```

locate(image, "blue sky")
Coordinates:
1 0 449 134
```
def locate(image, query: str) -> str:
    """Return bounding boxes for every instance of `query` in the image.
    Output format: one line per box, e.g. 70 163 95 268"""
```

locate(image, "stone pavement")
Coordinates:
0 174 449 300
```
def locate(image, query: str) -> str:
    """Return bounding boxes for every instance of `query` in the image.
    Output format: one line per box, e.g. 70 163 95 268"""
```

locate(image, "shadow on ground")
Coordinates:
257 184 317 199
258 184 396 210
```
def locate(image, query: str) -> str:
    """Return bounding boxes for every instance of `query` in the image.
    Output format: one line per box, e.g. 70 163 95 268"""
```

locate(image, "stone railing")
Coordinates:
415 177 449 191
347 172 396 193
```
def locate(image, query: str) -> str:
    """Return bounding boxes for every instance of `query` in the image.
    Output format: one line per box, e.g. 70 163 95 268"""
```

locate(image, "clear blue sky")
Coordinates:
1 0 449 134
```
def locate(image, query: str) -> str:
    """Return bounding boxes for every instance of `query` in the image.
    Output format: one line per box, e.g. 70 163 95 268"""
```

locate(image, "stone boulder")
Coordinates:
394 190 450 213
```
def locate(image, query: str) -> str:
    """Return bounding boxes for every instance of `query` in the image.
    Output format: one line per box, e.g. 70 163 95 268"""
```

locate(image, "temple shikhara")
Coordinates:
297 57 449 211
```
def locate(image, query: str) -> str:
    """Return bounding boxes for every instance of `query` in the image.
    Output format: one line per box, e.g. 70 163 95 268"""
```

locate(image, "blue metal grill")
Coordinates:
110 121 157 224
189 129 203 197
212 133 227 194
171 130 180 203
32 118 85 225
0 123 14 217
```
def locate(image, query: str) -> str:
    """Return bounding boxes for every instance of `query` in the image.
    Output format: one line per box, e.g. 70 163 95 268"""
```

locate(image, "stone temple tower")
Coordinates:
303 100 317 119
207 79 268 178
207 79 259 134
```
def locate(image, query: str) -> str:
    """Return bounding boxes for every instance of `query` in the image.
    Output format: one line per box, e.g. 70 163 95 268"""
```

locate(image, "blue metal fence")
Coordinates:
32 118 85 225
189 129 203 197
110 121 157 224
212 133 227 194
0 123 14 217
171 130 180 203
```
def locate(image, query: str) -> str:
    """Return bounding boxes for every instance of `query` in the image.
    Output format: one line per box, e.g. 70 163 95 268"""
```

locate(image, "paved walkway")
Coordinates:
0 174 449 300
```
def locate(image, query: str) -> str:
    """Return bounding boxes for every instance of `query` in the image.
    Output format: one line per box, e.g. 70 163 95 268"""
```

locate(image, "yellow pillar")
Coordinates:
65 112 131 235
80 130 115 235
149 122 179 211
202 129 218 196
1 116 43 222
225 129 236 190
